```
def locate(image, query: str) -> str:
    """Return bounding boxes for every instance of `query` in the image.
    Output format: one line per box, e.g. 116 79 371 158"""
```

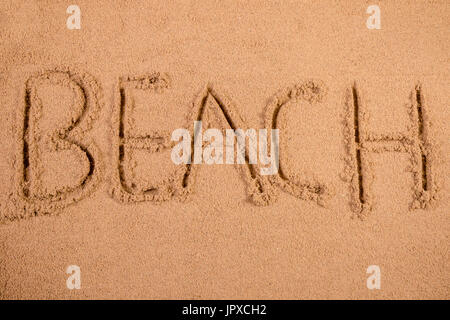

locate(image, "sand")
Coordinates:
0 0 448 299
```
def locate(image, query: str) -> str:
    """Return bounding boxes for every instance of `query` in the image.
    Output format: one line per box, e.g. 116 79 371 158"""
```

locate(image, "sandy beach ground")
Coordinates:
0 0 448 299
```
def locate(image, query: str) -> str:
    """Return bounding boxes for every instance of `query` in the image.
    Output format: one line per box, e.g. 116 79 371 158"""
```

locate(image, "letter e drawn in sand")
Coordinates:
110 73 192 203
14 69 103 219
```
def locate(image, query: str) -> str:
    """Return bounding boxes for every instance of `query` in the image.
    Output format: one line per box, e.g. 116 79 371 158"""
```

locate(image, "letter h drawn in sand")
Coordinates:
344 83 437 218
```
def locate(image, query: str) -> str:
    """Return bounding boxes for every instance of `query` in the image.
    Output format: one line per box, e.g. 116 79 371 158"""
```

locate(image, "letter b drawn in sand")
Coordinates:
17 69 103 218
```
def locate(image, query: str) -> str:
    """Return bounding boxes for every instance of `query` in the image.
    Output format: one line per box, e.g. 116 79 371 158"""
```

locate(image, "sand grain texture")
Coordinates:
0 0 449 299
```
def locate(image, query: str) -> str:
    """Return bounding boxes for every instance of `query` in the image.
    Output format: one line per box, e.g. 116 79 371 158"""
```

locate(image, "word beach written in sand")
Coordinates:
4 69 438 221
